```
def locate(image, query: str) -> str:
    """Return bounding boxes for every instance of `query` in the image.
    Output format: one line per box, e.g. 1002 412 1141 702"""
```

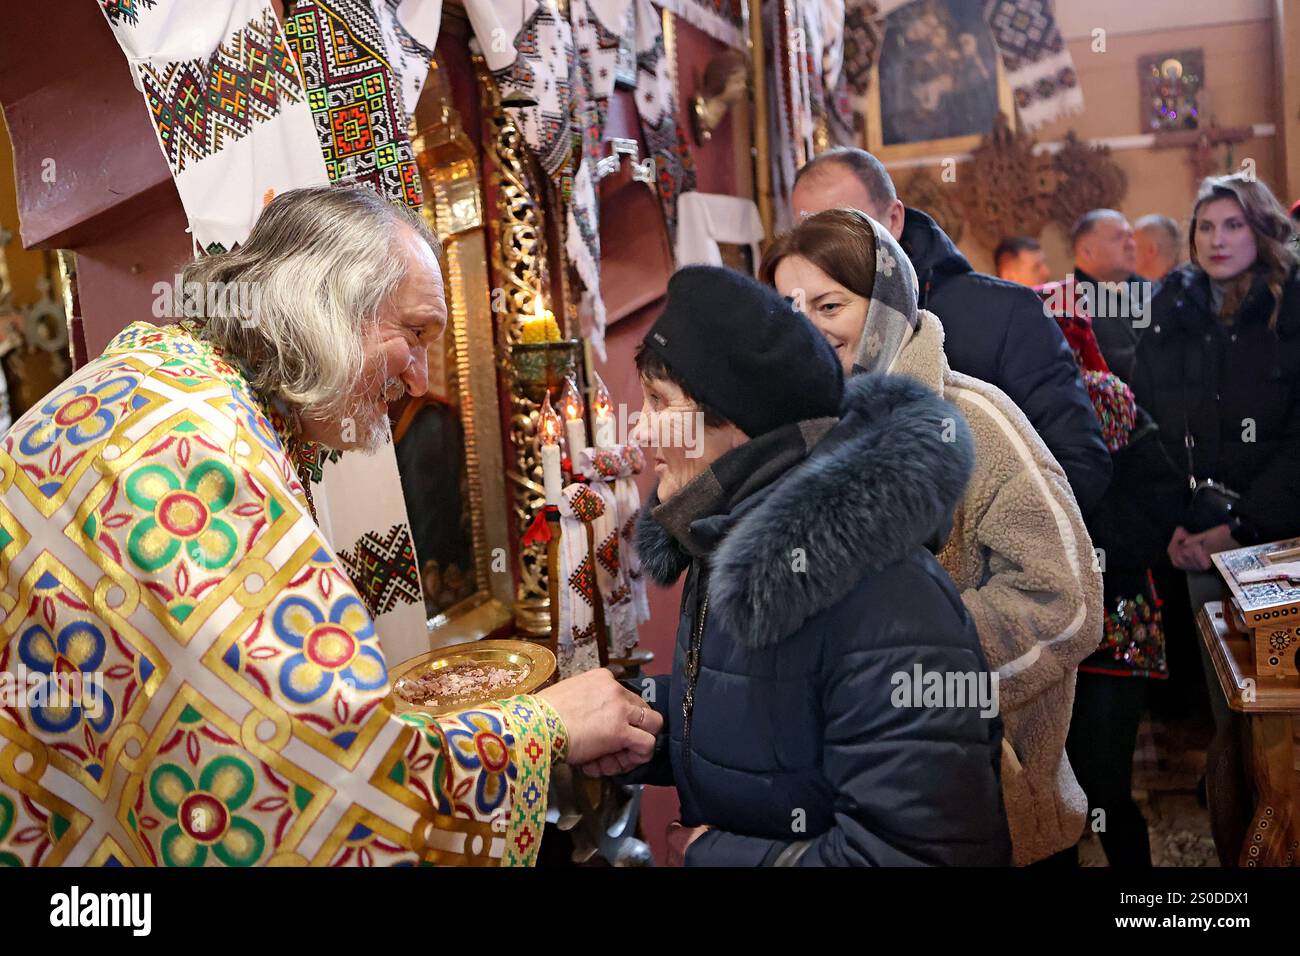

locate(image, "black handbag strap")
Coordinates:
1181 338 1199 492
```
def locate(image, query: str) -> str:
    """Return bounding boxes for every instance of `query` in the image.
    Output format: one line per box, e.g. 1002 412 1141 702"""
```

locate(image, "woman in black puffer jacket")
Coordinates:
613 265 1011 866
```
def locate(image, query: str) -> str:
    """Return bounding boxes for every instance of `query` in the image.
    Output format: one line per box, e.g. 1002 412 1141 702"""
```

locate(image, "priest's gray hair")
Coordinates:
180 185 441 420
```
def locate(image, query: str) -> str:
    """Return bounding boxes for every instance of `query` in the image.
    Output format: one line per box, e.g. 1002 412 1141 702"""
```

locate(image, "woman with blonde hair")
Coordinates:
759 209 1103 866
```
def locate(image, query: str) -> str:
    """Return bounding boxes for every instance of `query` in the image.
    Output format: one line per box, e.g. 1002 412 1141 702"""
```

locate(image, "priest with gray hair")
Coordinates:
0 185 659 868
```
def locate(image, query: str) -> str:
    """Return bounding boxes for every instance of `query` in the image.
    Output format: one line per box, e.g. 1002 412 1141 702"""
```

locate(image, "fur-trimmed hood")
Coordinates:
637 372 974 649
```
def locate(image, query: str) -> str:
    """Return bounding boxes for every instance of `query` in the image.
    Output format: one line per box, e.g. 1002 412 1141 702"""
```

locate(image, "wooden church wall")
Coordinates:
899 2 1289 278
0 0 195 363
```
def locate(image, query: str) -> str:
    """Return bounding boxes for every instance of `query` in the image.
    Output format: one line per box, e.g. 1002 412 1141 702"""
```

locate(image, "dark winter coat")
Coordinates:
1130 263 1300 545
1071 267 1147 379
902 209 1112 512
631 373 1012 866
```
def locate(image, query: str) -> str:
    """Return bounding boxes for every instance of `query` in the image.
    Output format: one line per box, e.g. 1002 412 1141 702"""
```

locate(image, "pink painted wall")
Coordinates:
0 0 192 361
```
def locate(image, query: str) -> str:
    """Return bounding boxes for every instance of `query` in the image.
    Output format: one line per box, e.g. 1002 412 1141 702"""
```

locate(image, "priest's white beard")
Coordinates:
309 376 402 454
353 376 403 453
355 405 395 453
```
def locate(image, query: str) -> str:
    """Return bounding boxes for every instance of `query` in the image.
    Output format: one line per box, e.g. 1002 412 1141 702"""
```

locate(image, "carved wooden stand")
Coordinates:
1198 602 1300 866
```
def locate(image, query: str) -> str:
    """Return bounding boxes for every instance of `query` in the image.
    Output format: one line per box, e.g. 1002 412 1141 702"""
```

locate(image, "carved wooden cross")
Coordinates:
1151 123 1253 185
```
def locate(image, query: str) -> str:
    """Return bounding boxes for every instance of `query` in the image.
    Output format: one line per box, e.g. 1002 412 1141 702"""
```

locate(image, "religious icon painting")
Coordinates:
864 0 1016 162
1138 49 1204 132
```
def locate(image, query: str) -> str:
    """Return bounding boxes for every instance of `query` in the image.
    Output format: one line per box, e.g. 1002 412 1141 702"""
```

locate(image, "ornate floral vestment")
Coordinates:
0 322 564 867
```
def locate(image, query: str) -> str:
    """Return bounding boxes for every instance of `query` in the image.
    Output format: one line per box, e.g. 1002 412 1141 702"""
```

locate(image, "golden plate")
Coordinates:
387 639 556 716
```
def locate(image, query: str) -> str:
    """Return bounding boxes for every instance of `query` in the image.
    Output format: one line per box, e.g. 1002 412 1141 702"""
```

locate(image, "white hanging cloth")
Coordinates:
674 192 765 273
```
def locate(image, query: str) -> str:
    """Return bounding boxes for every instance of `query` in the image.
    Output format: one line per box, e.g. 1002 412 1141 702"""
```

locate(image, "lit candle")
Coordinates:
540 393 563 506
592 370 615 450
561 375 586 457
522 292 560 344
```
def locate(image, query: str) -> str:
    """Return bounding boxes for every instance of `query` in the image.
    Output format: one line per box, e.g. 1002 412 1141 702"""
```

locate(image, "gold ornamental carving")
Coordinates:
899 166 965 245
477 58 571 637
410 58 513 626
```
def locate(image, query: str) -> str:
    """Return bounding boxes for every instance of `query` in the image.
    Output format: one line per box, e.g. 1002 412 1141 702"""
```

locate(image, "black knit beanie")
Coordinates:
641 266 845 436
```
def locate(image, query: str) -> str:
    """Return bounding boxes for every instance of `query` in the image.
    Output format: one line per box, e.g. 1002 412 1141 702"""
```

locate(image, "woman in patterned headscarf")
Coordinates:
762 208 1103 866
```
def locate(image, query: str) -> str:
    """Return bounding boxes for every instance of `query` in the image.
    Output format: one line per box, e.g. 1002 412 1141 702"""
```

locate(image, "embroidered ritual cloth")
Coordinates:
652 0 744 48
375 0 443 120
97 0 331 254
577 446 649 659
633 0 696 243
283 0 425 207
0 322 565 867
556 483 605 679
983 0 1083 130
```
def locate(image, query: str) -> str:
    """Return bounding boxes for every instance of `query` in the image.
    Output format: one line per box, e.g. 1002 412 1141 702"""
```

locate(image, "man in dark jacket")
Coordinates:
616 266 1011 866
792 148 1112 512
1072 208 1149 379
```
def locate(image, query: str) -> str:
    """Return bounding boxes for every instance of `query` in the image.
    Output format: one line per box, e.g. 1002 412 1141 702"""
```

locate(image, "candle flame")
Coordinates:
591 369 612 417
561 375 584 421
540 393 561 445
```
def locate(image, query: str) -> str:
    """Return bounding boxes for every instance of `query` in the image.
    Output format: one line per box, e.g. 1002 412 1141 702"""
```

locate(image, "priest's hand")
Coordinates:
538 668 663 772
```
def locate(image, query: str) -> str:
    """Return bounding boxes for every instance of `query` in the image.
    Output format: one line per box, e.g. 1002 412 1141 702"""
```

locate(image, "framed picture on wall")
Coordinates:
863 0 1015 162
1137 49 1204 131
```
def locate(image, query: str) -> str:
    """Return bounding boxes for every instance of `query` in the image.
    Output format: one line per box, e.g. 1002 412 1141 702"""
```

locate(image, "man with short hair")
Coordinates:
1133 214 1182 283
0 186 658 868
792 147 1111 512
994 236 1051 287
1072 209 1147 378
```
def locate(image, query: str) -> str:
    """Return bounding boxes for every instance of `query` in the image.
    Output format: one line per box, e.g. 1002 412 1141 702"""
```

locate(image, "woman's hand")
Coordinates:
537 668 662 770
1168 525 1208 571
1188 523 1240 562
1170 523 1240 572
666 821 709 867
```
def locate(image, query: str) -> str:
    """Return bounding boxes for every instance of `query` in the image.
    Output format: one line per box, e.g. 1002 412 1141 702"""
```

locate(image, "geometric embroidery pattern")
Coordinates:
595 530 620 577
982 0 1082 124
984 0 1063 70
502 696 558 867
285 0 423 207
493 3 575 179
137 6 307 174
568 555 597 608
100 0 157 27
336 523 422 617
568 485 606 523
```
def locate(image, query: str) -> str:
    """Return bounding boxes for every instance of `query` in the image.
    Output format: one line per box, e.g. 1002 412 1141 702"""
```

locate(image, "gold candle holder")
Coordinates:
508 339 581 637
511 339 581 395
